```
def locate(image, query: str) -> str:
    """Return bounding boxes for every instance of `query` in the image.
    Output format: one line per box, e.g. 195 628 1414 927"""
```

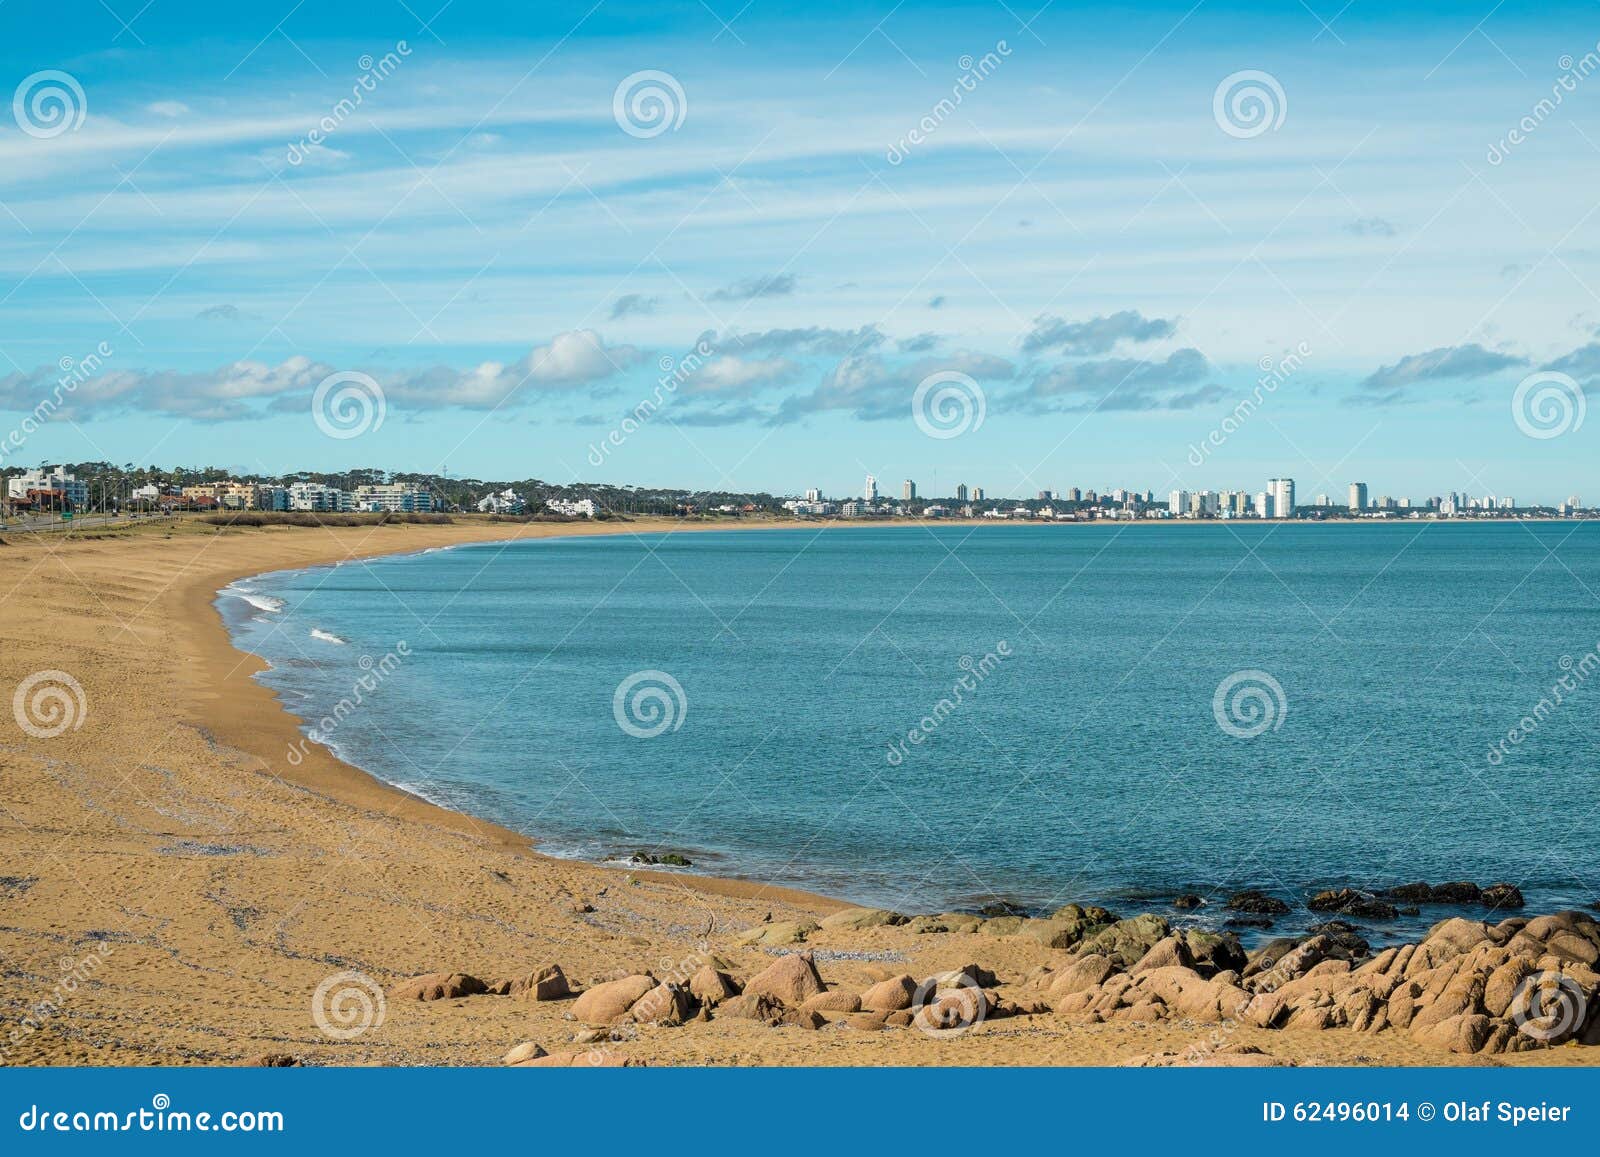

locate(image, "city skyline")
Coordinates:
1 2 1598 501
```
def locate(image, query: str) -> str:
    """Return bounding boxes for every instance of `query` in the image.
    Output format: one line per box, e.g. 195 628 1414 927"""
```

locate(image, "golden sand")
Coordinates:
0 516 1592 1067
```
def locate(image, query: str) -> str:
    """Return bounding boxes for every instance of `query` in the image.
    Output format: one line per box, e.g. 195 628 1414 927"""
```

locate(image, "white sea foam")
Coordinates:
222 586 284 614
309 628 347 644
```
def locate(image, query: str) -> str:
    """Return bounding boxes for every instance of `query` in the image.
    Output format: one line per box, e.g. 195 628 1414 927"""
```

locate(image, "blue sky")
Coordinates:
2 0 1599 501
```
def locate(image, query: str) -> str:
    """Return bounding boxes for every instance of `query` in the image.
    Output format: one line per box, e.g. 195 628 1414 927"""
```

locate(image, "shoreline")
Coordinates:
179 516 851 912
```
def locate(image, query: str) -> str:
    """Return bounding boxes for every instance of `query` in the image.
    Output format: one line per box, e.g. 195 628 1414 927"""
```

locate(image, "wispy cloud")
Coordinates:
1021 310 1177 356
710 272 799 301
1358 342 1526 402
609 293 661 319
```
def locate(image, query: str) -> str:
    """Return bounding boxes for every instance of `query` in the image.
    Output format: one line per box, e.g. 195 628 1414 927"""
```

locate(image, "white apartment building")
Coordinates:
288 482 355 512
477 488 525 514
8 467 90 509
353 483 435 513
547 497 598 518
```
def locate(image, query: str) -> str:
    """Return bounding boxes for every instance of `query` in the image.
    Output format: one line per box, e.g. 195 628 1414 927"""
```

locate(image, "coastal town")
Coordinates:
1 463 1591 526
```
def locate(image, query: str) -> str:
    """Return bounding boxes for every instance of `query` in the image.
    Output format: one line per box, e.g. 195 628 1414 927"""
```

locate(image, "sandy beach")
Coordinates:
2 515 1597 1068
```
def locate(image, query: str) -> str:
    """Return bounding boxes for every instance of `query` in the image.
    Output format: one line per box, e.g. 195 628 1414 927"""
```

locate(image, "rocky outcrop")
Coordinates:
570 974 656 1025
735 920 820 947
1226 891 1290 915
512 964 571 1001
819 907 906 931
742 951 826 1006
389 972 488 1001
1307 888 1398 921
860 974 918 1012
1075 915 1170 968
1041 909 1600 1056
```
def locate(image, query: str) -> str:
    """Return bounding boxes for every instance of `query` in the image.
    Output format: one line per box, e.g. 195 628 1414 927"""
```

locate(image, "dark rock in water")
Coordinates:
1307 888 1397 920
1225 915 1274 930
1397 906 1420 916
1430 881 1482 904
628 850 693 867
1171 894 1205 910
978 899 1030 918
1226 890 1291 915
1306 919 1370 958
1481 882 1524 910
1385 882 1433 902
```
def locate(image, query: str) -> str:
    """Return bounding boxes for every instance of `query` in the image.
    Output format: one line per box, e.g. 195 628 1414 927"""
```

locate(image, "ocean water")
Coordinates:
219 522 1600 943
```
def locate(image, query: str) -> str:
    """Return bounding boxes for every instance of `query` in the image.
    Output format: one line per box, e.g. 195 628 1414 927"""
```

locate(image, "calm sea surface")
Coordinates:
220 523 1600 942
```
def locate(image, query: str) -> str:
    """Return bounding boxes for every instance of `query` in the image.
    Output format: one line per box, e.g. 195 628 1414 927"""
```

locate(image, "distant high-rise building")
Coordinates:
972 487 985 501
903 480 916 501
955 483 969 502
1169 489 1188 516
804 488 821 503
1269 478 1295 519
864 475 879 501
1348 481 1368 511
1066 487 1082 502
1255 491 1269 518
1038 489 1052 501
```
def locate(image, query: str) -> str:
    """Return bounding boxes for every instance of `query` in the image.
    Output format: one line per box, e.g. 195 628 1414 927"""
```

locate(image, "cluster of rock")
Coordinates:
1032 908 1599 1055
557 951 1045 1037
382 899 1598 1061
389 964 572 1003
